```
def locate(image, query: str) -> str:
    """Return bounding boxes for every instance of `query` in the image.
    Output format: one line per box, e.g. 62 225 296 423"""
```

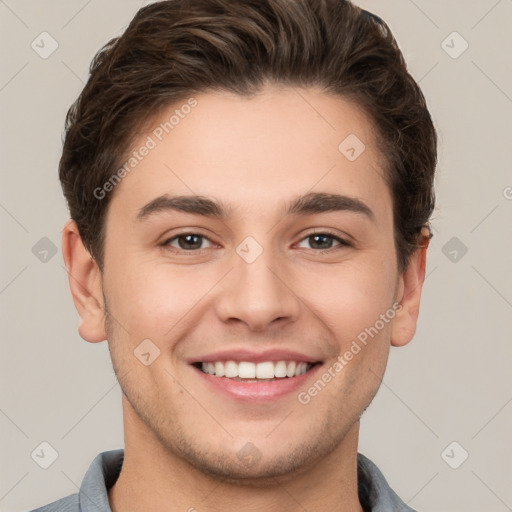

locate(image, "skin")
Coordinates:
63 84 429 512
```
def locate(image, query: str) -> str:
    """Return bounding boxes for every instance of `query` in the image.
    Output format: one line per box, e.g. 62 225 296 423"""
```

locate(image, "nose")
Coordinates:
215 248 301 332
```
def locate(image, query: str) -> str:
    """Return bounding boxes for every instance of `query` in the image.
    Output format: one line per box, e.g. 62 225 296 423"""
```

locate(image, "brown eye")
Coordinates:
164 233 213 251
296 232 350 250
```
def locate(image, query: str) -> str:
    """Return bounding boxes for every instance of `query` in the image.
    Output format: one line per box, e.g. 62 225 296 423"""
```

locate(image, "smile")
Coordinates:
190 353 323 401
199 360 312 380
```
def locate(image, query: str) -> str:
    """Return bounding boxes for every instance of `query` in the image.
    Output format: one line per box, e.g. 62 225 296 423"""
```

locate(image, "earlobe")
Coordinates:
62 220 107 343
390 231 430 347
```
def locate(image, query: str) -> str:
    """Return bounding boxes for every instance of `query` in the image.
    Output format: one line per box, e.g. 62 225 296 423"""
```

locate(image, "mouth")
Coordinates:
190 354 323 401
193 360 318 381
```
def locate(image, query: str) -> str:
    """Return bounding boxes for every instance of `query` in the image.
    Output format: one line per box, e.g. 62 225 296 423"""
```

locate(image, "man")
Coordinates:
31 0 436 510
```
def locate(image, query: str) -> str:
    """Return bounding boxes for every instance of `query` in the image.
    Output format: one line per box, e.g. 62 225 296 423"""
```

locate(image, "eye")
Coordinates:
163 233 215 251
296 232 350 251
161 231 350 253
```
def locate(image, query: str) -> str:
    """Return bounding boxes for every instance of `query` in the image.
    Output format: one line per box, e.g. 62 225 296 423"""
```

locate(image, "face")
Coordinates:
88 85 416 480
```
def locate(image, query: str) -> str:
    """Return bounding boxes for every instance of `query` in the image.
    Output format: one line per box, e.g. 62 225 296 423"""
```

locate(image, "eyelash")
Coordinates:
161 231 351 254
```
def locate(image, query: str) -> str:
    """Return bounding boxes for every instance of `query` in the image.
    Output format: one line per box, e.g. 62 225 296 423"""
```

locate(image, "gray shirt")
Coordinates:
29 449 417 512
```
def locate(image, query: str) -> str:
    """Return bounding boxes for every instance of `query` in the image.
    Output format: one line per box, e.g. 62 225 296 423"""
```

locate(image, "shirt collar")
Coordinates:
357 452 417 511
78 450 416 512
79 449 123 512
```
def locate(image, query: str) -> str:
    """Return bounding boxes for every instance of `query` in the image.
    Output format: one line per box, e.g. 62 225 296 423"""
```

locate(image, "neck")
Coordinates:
108 399 364 512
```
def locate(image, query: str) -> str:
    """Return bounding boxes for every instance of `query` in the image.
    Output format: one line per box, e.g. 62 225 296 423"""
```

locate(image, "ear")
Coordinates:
391 229 431 347
62 220 107 343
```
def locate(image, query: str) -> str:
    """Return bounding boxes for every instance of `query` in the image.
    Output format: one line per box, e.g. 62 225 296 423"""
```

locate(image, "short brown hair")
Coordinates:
59 0 436 272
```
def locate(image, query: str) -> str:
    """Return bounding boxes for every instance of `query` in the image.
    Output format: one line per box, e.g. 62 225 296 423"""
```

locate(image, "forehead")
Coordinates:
109 85 391 222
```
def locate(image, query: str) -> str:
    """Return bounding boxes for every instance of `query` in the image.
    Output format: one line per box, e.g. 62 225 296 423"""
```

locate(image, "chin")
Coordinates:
170 434 338 486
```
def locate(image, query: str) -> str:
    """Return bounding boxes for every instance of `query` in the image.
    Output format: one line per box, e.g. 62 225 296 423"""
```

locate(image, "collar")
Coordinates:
78 449 416 512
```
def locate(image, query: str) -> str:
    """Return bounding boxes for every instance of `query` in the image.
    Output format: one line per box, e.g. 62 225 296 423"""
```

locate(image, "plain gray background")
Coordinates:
1 1 511 511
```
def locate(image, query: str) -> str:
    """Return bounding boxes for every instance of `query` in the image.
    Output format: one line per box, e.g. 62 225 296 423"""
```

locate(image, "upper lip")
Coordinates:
188 349 322 365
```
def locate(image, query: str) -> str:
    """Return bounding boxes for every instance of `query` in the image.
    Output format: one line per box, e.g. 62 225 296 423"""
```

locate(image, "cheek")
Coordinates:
302 257 397 343
104 259 217 340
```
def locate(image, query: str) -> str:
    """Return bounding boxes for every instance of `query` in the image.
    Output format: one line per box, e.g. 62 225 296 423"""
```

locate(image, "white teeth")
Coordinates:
238 361 256 378
224 360 238 378
214 362 225 377
256 362 275 379
286 361 296 377
296 362 307 375
199 360 314 379
274 361 287 378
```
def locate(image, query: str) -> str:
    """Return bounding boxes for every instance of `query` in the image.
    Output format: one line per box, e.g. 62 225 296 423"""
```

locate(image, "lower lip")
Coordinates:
193 364 322 402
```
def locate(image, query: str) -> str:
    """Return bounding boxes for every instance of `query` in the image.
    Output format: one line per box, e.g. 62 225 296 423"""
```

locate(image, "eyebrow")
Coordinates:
136 192 375 222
